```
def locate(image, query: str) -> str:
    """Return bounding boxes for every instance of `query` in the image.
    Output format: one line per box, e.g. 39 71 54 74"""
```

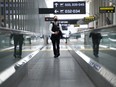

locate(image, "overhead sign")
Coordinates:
59 19 79 24
45 17 54 21
74 24 80 27
39 8 54 14
99 6 115 13
45 17 79 24
84 16 95 22
54 1 86 14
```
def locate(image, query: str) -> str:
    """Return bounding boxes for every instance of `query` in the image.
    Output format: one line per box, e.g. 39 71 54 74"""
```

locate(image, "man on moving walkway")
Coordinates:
10 33 24 58
89 31 102 57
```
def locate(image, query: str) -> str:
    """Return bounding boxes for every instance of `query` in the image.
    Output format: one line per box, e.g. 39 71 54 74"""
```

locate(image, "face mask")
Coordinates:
54 19 57 21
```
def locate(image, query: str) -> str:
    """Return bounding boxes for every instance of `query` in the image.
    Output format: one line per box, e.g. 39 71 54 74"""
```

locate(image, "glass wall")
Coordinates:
0 0 48 50
0 34 11 49
89 0 115 28
69 26 116 76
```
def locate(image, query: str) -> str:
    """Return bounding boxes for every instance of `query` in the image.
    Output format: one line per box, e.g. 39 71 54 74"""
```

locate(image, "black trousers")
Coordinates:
14 40 23 56
93 42 100 55
51 38 60 56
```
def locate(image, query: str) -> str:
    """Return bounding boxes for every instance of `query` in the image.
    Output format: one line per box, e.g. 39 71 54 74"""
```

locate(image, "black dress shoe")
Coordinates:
54 55 57 58
94 54 99 58
56 54 60 57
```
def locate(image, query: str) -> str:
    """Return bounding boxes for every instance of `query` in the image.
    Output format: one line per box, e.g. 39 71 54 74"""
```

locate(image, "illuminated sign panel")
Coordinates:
54 2 86 14
45 17 54 21
45 17 79 24
99 7 115 13
84 16 95 22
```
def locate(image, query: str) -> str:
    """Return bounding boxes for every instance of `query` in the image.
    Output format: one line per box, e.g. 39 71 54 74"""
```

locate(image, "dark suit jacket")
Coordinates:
89 32 102 44
10 34 24 45
51 22 62 40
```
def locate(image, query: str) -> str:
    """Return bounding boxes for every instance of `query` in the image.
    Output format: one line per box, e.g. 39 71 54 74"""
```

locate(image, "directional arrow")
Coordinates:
54 10 59 13
55 3 58 7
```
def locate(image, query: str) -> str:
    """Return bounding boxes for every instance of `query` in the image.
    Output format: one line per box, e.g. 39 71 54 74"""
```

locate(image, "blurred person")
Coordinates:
10 33 24 58
1 19 8 27
1 19 4 27
49 16 62 58
89 31 102 57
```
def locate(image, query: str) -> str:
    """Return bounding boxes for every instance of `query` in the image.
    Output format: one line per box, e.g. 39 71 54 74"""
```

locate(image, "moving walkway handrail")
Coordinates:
96 24 116 30
0 27 36 35
89 24 116 32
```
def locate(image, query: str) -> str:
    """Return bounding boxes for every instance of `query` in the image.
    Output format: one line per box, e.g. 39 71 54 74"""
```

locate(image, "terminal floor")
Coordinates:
17 46 96 87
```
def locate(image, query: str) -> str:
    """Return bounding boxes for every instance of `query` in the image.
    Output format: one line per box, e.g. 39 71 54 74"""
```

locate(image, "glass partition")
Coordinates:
0 34 11 49
0 0 46 73
69 25 116 75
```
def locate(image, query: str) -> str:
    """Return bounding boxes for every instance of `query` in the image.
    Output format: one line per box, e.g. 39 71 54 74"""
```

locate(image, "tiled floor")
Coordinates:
17 46 96 87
